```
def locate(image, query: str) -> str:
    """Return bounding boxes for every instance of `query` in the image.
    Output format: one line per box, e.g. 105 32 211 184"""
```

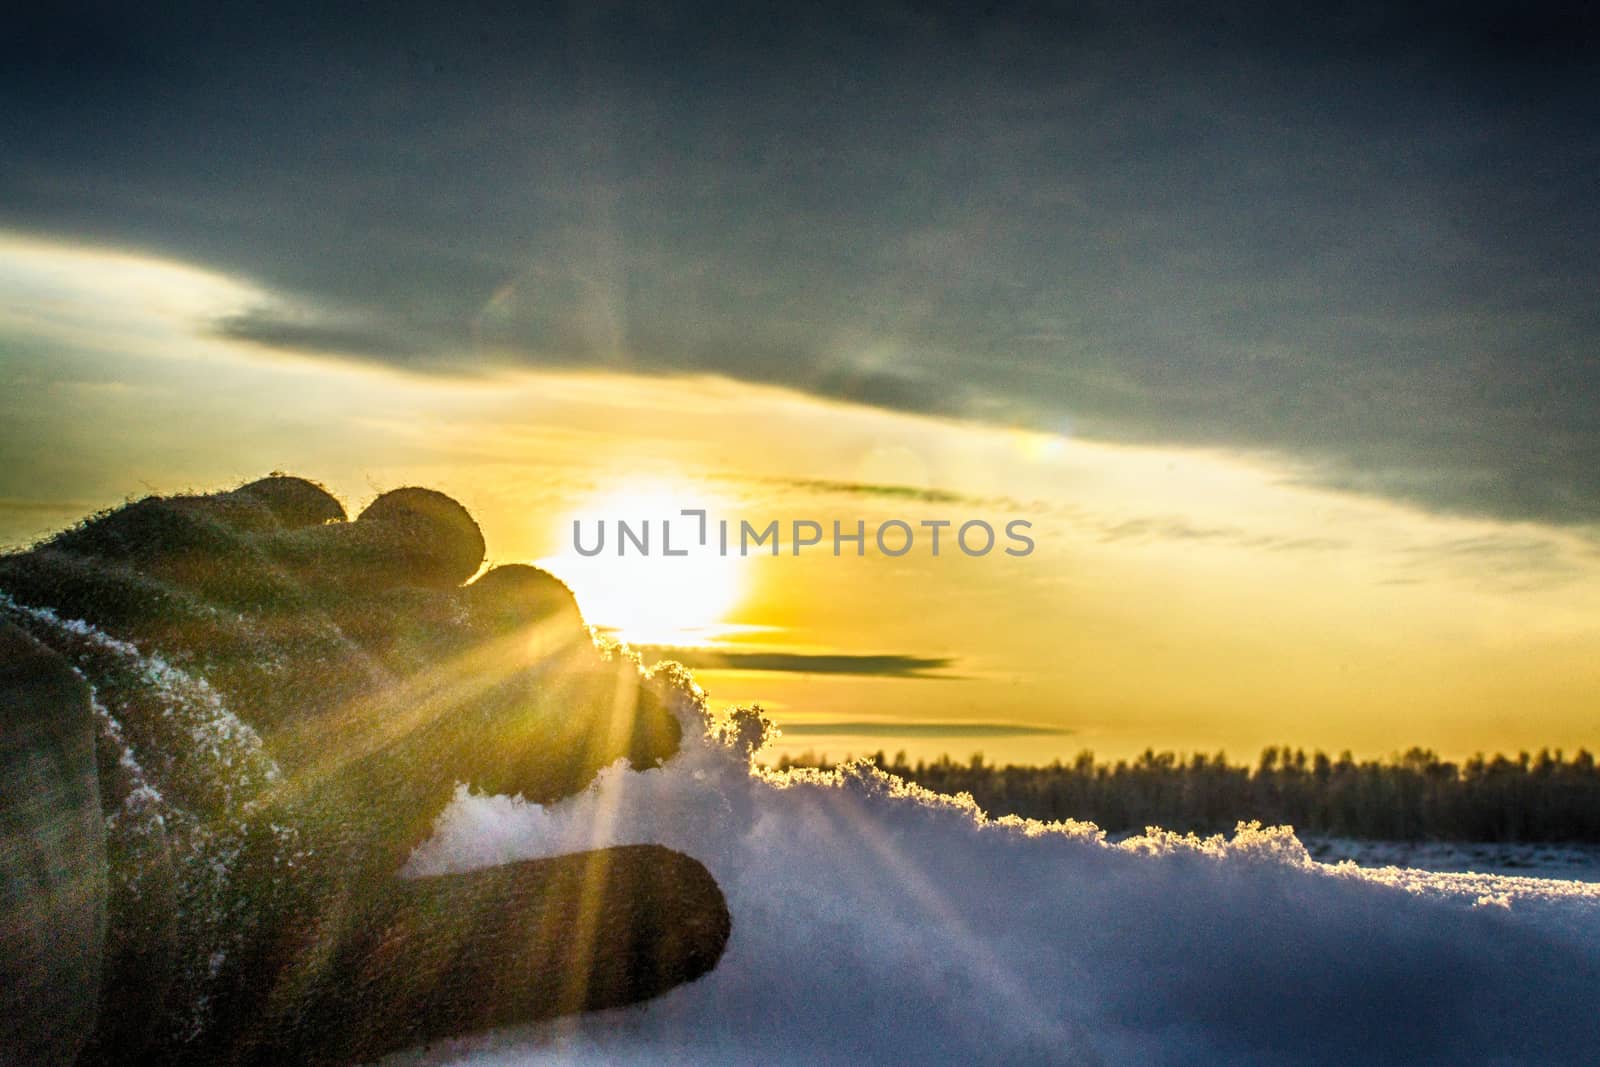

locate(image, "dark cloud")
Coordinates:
635 647 958 679
4 2 1599 524
774 720 1071 738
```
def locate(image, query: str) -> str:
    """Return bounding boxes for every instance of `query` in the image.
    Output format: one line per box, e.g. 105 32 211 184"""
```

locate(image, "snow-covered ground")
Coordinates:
1303 837 1600 882
395 701 1600 1067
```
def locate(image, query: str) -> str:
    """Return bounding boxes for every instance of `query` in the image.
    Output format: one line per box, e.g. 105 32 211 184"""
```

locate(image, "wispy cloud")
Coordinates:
1051 505 1349 554
1393 531 1598 592
774 478 971 506
774 720 1070 739
636 647 959 679
213 306 440 364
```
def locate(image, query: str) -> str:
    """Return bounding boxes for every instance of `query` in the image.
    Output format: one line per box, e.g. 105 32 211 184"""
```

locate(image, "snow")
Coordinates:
1 592 300 1044
0 593 280 801
1303 837 1600 882
400 700 1600 1067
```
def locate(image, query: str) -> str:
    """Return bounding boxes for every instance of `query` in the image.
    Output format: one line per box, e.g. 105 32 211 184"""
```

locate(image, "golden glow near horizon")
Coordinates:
4 232 1600 764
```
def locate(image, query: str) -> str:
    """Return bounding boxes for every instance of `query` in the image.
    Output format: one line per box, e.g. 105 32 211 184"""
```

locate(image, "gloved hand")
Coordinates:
0 476 729 1066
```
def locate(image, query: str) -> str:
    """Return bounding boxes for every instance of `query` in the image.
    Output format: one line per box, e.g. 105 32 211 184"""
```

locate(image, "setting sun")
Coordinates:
537 480 751 646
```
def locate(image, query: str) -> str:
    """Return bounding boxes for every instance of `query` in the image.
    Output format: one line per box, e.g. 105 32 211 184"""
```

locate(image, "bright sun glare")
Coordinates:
538 481 749 647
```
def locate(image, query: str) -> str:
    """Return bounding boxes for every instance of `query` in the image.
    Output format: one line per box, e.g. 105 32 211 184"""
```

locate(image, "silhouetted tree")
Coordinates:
775 745 1600 843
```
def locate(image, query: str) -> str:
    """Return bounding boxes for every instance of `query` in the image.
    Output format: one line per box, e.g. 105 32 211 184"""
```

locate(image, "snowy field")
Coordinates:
396 702 1600 1067
1303 837 1600 883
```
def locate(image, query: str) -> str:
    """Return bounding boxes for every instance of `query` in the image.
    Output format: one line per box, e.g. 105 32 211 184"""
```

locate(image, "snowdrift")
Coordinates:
407 701 1600 1067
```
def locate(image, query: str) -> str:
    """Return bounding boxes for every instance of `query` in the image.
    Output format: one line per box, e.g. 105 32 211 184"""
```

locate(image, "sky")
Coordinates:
3 2 1599 763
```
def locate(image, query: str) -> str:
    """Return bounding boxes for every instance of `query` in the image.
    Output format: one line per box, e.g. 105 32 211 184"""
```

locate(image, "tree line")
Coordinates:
770 746 1600 842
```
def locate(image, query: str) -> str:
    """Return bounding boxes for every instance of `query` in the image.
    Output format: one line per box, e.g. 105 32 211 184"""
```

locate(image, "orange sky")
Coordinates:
4 234 1599 764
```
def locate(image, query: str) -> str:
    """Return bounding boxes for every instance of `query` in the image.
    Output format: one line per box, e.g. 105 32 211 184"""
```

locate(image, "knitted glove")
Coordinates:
0 476 729 1065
